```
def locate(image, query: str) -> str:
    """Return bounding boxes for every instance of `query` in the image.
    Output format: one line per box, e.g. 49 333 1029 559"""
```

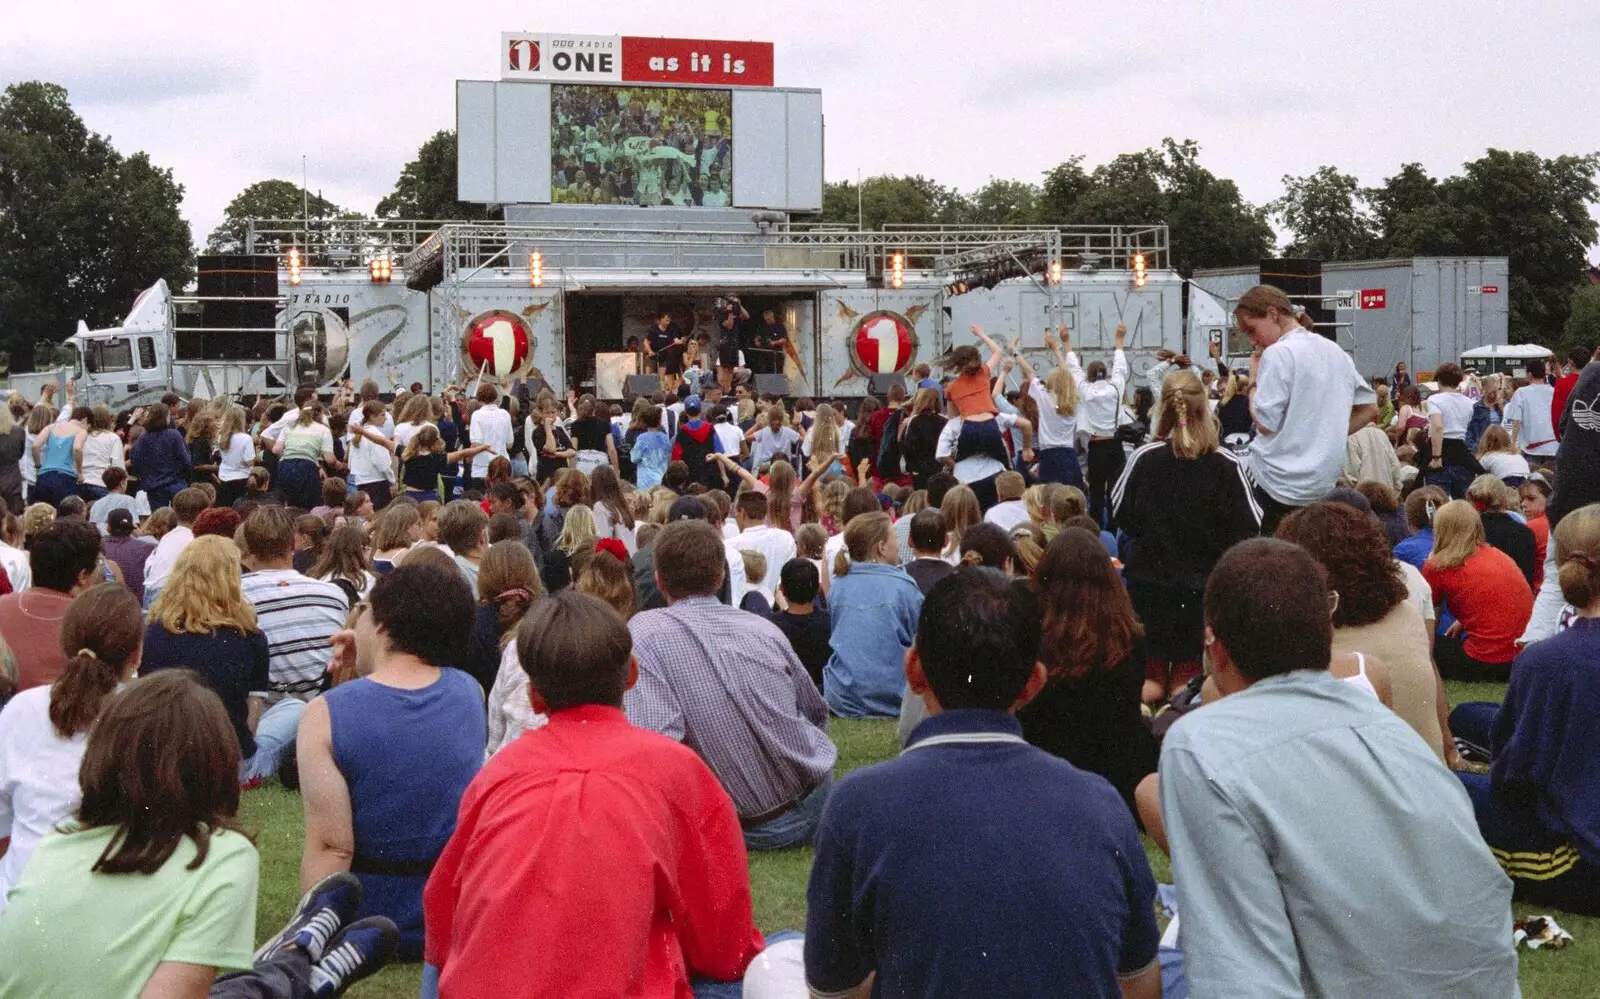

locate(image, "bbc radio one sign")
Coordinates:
501 33 775 86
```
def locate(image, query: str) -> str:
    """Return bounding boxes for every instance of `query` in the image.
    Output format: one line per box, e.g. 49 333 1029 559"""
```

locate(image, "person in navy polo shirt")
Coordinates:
804 568 1162 999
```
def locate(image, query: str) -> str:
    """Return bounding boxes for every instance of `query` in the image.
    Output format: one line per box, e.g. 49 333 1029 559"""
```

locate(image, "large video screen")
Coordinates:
551 85 732 207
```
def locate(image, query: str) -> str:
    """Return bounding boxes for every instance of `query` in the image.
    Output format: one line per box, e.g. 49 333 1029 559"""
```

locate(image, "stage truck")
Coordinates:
49 30 1193 403
51 221 1186 407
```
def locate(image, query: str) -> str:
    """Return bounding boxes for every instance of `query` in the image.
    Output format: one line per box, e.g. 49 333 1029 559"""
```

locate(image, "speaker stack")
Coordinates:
179 255 279 361
1260 258 1331 340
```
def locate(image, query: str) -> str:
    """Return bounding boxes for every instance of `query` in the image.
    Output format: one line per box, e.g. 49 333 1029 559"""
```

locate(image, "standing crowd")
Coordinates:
0 282 1598 997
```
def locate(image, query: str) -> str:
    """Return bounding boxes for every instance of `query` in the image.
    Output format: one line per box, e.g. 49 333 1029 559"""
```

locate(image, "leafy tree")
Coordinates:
1271 166 1381 260
1369 163 1456 255
958 178 1039 226
1563 284 1600 355
207 180 346 254
820 175 963 229
375 130 495 222
0 82 192 371
1035 157 1093 227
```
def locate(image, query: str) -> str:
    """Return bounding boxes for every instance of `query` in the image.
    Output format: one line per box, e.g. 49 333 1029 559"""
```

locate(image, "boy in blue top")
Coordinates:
805 568 1161 999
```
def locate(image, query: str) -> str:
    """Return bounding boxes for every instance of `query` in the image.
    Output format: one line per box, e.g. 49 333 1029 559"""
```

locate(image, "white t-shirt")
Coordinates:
346 432 394 486
935 414 1019 484
0 687 89 914
1245 330 1376 506
984 499 1032 533
728 525 798 604
393 422 427 451
0 542 30 592
469 404 513 478
79 433 123 488
750 426 800 467
712 422 743 457
1067 349 1130 436
1395 559 1436 627
1026 380 1078 449
1504 383 1558 455
143 525 195 591
1425 391 1475 441
824 531 849 579
260 407 300 444
217 432 256 483
1478 451 1531 481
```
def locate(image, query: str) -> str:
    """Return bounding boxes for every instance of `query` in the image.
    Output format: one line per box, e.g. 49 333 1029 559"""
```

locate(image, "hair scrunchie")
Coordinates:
593 538 629 562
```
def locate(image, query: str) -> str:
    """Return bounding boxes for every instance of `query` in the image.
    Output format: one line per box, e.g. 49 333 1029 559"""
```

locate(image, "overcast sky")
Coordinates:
7 0 1600 255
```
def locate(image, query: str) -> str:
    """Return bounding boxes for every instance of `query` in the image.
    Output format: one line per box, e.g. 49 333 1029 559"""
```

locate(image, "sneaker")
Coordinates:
239 776 264 792
252 872 362 963
309 916 400 998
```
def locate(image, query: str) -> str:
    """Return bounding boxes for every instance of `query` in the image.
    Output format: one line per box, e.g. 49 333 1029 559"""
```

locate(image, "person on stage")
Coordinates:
644 312 687 394
716 298 748 394
751 309 789 377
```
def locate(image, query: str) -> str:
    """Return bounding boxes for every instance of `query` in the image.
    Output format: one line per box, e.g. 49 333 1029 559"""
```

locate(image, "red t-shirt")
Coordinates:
0 589 72 692
423 704 764 998
1527 513 1549 591
946 370 997 419
1552 372 1581 440
1422 544 1534 664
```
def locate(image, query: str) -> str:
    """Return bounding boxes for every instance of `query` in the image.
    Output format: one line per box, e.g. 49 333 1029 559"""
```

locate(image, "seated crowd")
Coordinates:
0 290 1596 997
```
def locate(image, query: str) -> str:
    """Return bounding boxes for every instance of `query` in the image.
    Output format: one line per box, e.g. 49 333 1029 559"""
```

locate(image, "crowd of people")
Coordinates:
0 281 1597 997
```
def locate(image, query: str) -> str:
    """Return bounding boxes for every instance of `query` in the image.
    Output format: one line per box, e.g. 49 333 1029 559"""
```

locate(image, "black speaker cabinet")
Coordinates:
868 372 906 396
1261 258 1331 340
754 373 790 397
624 374 662 398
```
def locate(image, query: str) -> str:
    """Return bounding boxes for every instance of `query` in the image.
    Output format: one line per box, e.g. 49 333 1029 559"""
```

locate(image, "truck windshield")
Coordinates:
85 338 133 373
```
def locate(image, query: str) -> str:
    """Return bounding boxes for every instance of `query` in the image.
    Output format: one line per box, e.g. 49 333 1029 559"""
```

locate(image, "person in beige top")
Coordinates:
1276 501 1447 760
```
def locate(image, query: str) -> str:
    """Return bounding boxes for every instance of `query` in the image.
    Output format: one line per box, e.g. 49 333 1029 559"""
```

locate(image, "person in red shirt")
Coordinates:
1422 500 1535 682
421 590 768 999
0 521 97 694
1519 478 1552 591
1550 346 1592 441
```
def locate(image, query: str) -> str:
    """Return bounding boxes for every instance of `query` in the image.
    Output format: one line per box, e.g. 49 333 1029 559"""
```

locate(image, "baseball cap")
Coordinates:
668 496 707 522
107 508 136 536
684 394 702 414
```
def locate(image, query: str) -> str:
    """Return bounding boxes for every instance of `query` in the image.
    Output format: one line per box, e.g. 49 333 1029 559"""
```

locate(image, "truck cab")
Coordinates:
61 280 174 407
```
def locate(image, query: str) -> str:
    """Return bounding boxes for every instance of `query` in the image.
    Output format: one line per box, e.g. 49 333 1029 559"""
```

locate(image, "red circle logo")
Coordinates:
850 311 917 376
508 39 540 72
462 311 532 381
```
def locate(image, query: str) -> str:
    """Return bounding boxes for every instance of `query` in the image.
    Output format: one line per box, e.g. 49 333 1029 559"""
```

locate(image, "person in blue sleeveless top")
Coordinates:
295 559 485 961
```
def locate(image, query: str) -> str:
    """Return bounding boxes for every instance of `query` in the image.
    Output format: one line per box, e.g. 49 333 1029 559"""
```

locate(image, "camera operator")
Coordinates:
714 296 748 394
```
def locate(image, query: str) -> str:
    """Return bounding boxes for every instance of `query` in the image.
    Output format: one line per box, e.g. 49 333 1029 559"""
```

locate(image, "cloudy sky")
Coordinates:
7 0 1600 252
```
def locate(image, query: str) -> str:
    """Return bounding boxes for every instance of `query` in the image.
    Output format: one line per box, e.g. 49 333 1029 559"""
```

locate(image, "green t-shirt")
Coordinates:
0 824 258 998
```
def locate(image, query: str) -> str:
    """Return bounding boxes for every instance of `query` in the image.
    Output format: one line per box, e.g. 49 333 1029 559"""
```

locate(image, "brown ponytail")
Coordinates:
961 550 984 566
50 584 143 738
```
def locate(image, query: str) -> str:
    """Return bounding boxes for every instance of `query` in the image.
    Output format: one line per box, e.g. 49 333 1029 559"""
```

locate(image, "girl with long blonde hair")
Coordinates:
1015 340 1083 488
807 404 843 474
1422 499 1534 681
939 484 982 564
557 504 599 556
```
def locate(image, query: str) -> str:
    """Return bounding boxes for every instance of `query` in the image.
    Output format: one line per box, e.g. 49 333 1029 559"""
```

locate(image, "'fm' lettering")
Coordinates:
647 52 748 74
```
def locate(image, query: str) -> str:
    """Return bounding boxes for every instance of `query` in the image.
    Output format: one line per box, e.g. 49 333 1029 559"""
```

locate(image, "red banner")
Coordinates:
1480 284 1499 294
1360 288 1387 310
620 37 774 86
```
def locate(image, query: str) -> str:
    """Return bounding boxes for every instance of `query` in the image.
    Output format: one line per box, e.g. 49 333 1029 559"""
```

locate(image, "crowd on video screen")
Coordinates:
551 86 732 207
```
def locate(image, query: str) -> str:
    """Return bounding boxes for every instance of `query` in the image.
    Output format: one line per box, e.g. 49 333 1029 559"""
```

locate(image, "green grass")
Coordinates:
243 691 1599 998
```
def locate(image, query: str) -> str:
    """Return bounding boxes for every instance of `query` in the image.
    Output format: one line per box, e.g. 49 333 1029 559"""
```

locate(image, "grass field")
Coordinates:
241 682 1600 998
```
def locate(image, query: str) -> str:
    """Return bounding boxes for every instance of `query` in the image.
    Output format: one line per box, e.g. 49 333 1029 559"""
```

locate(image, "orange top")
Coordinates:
946 370 997 418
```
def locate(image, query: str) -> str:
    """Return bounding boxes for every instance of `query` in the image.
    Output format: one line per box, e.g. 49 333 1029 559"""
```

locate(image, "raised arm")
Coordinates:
351 422 399 454
969 325 1005 374
711 452 759 489
1109 324 1130 393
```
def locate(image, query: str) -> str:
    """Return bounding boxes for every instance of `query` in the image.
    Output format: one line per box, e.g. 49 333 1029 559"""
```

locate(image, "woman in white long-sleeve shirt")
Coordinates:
1016 327 1086 489
1065 323 1130 526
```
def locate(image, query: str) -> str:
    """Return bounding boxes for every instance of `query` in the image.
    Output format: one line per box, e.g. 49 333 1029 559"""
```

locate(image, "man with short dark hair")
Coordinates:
299 561 484 960
806 568 1161 999
88 466 139 534
467 383 512 493
903 509 953 595
1550 345 1591 443
896 471 957 565
1505 357 1558 462
1160 538 1519 998
425 590 776 997
486 482 542 560
0 521 100 692
101 507 152 603
240 505 350 784
626 520 835 851
727 490 795 606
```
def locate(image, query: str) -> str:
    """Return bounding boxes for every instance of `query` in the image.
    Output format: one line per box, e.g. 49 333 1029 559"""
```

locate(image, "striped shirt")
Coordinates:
240 569 349 698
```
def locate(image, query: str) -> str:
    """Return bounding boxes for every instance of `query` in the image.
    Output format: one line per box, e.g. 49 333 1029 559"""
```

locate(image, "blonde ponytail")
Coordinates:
834 549 852 577
961 549 984 567
1554 505 1600 609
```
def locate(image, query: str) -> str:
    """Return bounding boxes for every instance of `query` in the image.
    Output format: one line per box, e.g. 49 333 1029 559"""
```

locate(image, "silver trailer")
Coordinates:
1192 257 1510 379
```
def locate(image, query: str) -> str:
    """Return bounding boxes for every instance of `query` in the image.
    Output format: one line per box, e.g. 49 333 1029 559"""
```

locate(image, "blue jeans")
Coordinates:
742 777 832 852
242 698 307 783
421 933 806 999
1449 701 1498 759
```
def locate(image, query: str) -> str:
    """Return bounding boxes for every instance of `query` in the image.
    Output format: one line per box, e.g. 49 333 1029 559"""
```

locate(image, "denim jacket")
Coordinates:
823 561 924 718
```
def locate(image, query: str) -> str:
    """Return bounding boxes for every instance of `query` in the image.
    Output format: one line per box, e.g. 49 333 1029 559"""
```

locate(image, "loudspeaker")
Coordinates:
625 374 662 398
197 255 278 298
868 372 906 396
754 373 790 397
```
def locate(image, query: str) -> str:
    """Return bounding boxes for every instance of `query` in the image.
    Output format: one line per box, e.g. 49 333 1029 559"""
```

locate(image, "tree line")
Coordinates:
3 81 1598 372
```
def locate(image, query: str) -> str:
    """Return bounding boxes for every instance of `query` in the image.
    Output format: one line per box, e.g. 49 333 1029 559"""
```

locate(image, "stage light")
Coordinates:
368 255 392 283
1049 260 1063 284
528 250 544 288
1133 253 1146 289
287 247 301 286
890 252 904 290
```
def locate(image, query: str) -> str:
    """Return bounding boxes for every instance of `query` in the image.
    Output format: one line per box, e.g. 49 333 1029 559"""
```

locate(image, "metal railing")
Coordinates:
245 219 1169 275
